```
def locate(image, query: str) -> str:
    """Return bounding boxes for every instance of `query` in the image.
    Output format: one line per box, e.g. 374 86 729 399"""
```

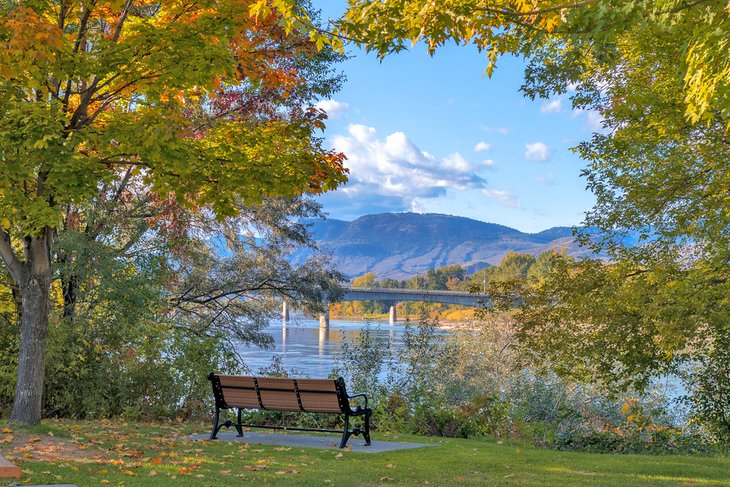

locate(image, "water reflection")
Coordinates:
239 319 407 377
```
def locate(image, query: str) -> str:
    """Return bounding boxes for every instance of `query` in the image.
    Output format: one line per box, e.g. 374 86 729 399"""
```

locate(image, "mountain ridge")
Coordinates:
292 212 595 279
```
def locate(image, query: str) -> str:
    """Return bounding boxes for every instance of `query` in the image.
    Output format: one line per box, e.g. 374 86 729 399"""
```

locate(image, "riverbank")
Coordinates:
2 419 728 486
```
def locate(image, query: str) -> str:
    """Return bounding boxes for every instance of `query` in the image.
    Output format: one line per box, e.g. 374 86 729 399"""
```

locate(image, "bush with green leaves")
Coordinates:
331 316 714 454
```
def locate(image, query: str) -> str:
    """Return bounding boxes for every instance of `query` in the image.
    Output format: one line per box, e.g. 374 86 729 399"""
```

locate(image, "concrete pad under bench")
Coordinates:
0 453 20 478
190 430 437 453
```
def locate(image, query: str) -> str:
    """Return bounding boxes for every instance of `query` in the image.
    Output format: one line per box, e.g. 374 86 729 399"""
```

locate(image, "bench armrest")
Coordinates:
348 393 368 409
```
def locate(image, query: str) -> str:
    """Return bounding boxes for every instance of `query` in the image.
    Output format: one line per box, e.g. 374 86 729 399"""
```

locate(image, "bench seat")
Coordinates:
208 373 371 448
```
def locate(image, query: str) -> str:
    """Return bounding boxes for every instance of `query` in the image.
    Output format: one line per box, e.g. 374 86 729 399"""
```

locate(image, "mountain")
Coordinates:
293 212 598 279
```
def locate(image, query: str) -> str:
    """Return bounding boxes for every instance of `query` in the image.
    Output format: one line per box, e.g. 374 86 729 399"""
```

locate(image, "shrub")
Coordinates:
332 316 715 454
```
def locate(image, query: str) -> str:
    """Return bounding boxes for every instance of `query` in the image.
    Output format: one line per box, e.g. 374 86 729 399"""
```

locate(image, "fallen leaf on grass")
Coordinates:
28 437 41 443
0 434 12 444
334 453 343 459
244 465 268 471
1 427 12 433
386 464 396 468
219 470 231 475
149 470 158 477
100 480 110 484
274 447 291 451
122 470 137 476
275 469 300 475
379 477 394 482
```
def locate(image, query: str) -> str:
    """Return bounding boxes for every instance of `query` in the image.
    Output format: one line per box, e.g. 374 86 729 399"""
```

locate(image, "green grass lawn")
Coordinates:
0 419 728 486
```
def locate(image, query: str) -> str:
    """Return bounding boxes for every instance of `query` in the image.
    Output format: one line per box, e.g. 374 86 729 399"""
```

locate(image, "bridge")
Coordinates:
282 287 490 327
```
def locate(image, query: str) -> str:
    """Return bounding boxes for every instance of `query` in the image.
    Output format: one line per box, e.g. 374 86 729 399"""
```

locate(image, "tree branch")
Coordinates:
475 0 600 17
0 227 24 285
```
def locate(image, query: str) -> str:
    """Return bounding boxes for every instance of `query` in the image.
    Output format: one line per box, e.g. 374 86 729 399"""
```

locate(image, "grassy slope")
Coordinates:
0 420 728 486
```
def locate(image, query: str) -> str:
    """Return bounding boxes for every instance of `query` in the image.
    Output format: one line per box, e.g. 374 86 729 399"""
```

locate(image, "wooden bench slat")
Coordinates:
293 379 338 392
299 392 342 412
219 375 256 388
220 388 259 408
259 389 301 411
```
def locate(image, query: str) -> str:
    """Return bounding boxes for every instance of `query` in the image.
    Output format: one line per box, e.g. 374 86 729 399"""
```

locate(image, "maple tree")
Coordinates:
0 1 347 425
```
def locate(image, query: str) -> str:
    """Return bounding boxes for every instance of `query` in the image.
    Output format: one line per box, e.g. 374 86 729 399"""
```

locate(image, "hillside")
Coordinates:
294 212 596 279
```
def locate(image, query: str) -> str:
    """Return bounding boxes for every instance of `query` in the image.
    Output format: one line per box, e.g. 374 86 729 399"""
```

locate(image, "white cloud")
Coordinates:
572 108 606 132
482 189 521 209
410 199 426 213
524 142 551 161
534 171 556 184
330 124 486 206
585 110 604 131
482 159 497 169
539 98 562 114
479 125 510 135
473 141 492 152
314 99 350 118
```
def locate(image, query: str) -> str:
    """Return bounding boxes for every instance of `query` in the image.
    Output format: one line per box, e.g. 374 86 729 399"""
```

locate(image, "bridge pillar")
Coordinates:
319 307 329 328
282 300 290 322
389 305 397 325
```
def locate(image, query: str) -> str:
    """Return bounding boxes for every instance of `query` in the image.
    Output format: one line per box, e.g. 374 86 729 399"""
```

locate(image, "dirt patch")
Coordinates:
1 428 109 464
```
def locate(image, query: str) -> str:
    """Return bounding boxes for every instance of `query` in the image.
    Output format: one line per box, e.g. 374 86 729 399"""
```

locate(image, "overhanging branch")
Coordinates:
0 226 24 284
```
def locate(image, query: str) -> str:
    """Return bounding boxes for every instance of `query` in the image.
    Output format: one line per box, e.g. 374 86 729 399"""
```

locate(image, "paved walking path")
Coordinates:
190 430 437 453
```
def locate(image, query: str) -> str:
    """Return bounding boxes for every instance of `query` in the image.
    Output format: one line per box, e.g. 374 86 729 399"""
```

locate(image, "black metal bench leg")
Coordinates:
339 414 352 449
235 408 244 437
363 409 371 446
210 408 221 440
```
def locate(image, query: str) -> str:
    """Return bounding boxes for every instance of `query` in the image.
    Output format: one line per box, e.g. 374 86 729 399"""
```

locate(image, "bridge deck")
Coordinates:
340 287 488 307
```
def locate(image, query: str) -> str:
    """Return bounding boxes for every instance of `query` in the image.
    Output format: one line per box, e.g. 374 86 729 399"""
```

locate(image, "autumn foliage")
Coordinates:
0 0 347 425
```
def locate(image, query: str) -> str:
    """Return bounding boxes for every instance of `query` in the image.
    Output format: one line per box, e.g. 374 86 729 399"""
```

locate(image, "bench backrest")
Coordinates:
209 374 350 414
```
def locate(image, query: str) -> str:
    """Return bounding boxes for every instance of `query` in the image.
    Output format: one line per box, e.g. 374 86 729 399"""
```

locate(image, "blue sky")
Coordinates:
312 4 600 233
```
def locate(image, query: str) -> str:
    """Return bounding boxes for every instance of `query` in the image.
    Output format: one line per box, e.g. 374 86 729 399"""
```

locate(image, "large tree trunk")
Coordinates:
10 234 52 425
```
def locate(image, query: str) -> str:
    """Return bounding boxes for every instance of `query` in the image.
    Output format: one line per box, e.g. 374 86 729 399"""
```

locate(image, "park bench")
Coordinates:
207 373 372 448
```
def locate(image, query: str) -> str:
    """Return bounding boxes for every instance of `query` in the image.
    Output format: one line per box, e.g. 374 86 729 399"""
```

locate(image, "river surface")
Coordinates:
238 318 686 405
238 318 413 377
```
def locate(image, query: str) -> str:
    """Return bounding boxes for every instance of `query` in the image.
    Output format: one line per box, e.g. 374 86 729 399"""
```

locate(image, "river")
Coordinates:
238 318 421 377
